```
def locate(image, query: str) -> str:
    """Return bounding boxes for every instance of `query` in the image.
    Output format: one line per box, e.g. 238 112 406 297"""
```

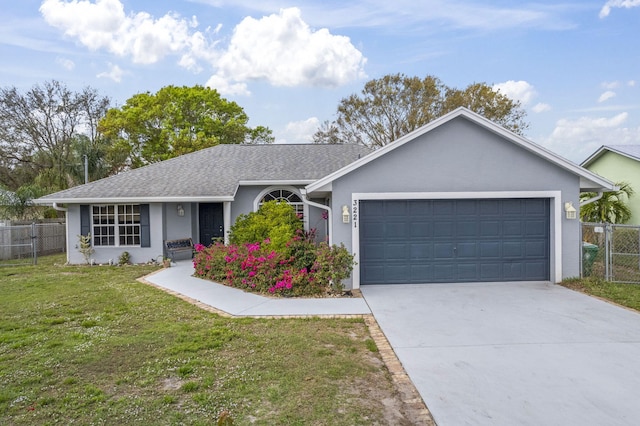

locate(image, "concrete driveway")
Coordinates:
361 282 640 426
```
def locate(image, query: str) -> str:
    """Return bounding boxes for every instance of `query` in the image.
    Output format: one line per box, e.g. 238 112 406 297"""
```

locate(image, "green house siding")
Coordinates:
585 151 640 225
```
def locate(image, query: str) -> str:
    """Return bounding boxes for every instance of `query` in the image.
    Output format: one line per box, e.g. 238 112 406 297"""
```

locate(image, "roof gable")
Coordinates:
306 107 615 194
581 145 640 167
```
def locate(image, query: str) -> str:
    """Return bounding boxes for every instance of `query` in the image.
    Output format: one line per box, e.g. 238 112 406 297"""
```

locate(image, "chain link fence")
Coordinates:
581 222 640 283
0 221 66 266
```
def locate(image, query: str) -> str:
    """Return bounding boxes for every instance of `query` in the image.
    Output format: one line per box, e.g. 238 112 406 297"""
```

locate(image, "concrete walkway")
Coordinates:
142 261 371 317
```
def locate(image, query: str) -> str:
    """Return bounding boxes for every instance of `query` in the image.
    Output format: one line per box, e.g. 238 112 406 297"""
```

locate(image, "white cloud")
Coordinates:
205 75 250 96
541 112 640 162
40 0 216 67
56 57 75 70
96 63 125 82
599 0 640 18
602 81 620 89
598 90 617 102
276 117 320 144
629 80 637 87
532 103 551 113
493 80 549 112
211 8 366 94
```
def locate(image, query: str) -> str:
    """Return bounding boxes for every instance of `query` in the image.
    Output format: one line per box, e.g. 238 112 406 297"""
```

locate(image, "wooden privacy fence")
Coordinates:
0 221 66 266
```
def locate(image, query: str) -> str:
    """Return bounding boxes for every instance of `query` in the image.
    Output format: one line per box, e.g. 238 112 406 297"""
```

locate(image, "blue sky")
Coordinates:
1 0 639 163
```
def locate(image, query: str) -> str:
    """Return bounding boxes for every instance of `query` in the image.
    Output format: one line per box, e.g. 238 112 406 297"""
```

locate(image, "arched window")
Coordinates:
258 188 305 220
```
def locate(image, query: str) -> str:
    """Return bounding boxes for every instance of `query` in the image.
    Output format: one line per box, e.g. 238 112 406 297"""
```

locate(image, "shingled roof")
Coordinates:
36 144 372 203
581 144 640 167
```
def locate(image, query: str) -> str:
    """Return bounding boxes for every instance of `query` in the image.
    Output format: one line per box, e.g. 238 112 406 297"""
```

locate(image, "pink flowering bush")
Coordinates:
193 232 354 297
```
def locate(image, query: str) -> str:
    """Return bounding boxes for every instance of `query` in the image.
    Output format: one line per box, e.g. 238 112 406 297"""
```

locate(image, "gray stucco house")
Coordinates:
37 107 614 288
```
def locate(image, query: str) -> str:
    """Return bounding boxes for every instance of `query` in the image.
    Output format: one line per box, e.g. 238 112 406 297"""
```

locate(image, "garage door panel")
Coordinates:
457 242 477 258
434 243 455 259
457 221 478 237
411 221 433 237
434 264 455 281
480 241 500 258
360 199 550 284
410 243 432 259
385 243 408 260
386 221 408 237
502 242 523 258
480 221 500 237
434 221 454 238
457 263 479 280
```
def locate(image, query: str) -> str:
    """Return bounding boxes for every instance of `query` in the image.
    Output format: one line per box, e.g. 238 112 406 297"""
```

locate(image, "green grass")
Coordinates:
0 255 407 425
561 276 640 311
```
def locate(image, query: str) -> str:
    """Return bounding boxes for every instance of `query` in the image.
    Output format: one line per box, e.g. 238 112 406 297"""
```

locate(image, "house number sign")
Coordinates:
352 200 358 228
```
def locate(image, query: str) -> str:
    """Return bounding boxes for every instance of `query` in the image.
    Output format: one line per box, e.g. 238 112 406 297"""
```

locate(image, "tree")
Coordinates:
0 184 49 220
99 85 274 168
0 80 111 191
313 73 528 148
580 182 634 224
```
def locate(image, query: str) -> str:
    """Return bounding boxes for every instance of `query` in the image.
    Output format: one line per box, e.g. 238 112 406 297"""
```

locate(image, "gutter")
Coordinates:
300 189 332 245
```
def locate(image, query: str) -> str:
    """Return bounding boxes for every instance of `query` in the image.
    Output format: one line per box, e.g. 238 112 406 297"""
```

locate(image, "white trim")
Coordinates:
35 196 235 204
581 145 640 167
239 180 316 186
223 201 232 245
350 191 563 289
307 107 615 194
253 186 309 230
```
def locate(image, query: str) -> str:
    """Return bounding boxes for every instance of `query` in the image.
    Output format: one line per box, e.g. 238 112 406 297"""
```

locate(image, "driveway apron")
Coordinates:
361 282 640 426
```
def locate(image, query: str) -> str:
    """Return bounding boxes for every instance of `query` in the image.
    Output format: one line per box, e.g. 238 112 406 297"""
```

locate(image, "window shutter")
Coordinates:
80 205 90 236
140 204 150 247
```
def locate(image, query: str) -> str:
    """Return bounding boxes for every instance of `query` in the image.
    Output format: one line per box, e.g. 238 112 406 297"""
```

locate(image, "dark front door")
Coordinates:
199 203 224 245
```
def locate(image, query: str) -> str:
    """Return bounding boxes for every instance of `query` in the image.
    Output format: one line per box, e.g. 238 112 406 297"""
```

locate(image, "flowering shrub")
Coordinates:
193 233 354 297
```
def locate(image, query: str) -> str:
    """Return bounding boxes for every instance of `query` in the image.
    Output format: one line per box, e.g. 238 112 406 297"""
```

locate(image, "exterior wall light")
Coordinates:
177 204 185 217
564 202 577 220
342 205 350 223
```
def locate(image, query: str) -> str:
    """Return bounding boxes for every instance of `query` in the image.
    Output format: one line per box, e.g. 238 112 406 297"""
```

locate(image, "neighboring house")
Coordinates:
36 107 614 288
581 145 640 225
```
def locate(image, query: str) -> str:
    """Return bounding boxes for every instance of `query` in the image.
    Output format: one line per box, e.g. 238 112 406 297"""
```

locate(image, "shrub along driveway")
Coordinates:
361 281 640 426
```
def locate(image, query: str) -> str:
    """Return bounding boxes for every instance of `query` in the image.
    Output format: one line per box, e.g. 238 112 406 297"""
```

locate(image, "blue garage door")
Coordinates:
360 199 550 284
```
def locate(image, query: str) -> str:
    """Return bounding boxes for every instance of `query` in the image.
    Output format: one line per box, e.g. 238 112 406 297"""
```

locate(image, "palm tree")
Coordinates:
580 181 634 223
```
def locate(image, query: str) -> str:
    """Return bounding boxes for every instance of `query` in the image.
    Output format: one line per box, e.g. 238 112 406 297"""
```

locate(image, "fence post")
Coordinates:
31 222 37 265
605 224 611 281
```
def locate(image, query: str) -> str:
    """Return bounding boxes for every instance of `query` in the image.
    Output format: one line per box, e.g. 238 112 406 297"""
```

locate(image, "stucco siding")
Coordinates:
584 151 640 225
330 117 581 287
66 203 164 264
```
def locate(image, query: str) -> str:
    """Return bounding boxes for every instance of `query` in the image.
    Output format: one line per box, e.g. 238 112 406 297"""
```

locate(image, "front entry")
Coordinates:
199 203 224 245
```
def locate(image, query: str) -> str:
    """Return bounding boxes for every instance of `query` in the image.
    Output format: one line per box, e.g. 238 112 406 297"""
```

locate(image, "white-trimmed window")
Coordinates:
92 204 141 246
259 188 305 219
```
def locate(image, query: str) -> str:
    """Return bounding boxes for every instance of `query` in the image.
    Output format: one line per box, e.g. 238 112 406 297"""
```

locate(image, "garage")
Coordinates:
359 198 550 284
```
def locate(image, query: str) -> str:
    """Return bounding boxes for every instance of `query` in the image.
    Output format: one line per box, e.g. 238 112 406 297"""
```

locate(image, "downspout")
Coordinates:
580 191 604 207
300 189 332 245
52 202 67 212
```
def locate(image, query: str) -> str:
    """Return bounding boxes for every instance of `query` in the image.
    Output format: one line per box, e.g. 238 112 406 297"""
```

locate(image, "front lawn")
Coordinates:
561 276 640 311
0 255 413 425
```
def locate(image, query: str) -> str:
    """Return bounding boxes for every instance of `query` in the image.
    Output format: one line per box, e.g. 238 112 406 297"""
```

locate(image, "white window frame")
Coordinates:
92 204 142 247
254 186 309 229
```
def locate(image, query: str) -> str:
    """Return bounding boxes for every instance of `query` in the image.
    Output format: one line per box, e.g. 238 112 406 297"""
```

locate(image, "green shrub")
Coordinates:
228 201 303 253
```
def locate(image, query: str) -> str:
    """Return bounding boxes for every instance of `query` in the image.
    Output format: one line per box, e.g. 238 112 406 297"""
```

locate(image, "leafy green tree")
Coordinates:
99 85 274 168
580 181 634 223
314 73 528 148
0 80 111 191
0 184 48 220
